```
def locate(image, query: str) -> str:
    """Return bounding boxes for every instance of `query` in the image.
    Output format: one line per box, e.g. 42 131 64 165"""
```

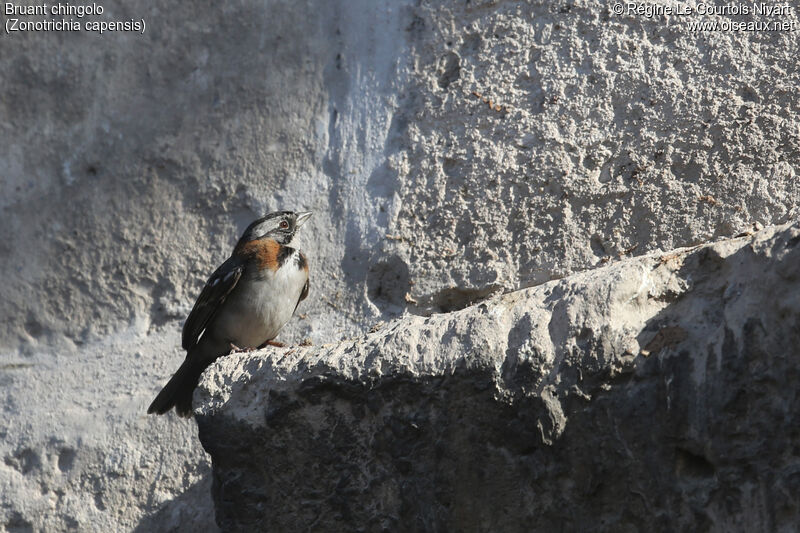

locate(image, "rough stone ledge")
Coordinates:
196 222 800 532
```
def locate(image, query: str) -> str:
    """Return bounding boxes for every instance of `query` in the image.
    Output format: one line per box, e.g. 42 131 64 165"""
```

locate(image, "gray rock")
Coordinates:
197 222 800 532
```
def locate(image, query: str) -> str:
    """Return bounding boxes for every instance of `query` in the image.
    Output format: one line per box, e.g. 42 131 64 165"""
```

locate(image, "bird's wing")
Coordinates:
293 251 309 314
293 278 309 314
299 277 309 302
181 257 244 350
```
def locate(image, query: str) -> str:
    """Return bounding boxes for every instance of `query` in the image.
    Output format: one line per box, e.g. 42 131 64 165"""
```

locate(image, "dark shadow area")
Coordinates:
134 474 219 533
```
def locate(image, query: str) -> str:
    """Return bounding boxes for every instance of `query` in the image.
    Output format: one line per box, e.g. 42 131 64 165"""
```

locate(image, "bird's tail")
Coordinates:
147 354 212 418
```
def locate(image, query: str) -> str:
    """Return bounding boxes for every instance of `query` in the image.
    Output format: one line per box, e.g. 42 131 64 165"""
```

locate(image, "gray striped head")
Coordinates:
239 210 312 246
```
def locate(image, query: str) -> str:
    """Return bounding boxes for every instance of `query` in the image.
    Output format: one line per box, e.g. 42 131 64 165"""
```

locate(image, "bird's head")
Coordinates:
238 210 313 246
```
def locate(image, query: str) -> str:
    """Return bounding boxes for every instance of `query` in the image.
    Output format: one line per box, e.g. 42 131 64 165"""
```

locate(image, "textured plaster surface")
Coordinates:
1 0 798 530
384 0 800 309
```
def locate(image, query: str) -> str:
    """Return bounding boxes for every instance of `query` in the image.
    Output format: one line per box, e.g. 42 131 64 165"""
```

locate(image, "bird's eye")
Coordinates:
279 220 290 229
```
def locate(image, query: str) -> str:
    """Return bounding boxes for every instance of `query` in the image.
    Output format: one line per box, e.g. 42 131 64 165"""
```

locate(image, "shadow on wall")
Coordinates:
603 234 800 531
134 474 219 533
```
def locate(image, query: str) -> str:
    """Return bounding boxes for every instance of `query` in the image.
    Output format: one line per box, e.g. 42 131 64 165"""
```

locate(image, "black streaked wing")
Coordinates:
181 257 243 350
293 278 309 314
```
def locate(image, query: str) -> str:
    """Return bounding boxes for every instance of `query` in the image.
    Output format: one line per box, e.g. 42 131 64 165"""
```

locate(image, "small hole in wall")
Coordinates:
430 285 500 313
675 447 716 479
437 52 461 90
367 258 410 309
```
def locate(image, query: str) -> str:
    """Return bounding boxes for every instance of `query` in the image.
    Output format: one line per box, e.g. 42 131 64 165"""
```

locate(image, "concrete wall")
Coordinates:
1 0 798 530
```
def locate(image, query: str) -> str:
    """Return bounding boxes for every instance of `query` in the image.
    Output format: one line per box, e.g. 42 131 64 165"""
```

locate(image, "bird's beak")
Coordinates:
295 211 313 227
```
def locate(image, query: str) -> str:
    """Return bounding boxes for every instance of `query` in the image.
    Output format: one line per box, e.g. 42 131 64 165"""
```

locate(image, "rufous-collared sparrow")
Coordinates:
148 210 312 417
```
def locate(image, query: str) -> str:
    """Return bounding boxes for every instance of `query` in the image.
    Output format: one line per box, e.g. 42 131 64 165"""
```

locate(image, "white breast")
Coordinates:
213 249 307 348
